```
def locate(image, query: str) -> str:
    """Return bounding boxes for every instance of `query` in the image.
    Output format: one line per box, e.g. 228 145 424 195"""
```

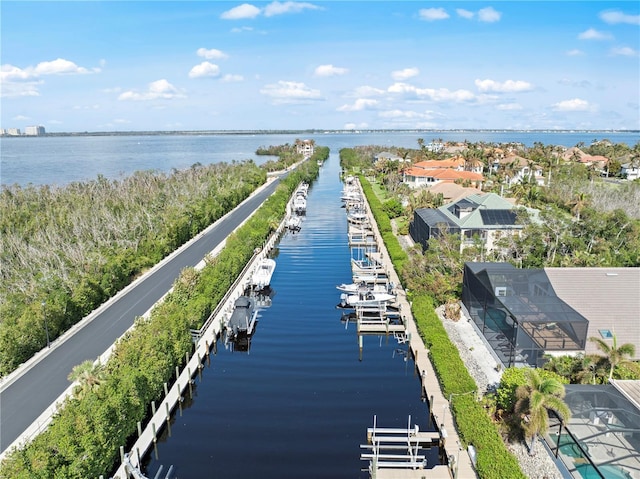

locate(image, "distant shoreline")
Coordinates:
2 128 639 138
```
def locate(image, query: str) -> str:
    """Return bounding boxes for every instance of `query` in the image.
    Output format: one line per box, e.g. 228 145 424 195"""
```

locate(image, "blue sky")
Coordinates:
1 1 639 132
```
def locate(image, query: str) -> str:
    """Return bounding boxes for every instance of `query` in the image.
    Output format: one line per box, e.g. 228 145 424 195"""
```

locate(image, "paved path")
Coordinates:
0 175 283 457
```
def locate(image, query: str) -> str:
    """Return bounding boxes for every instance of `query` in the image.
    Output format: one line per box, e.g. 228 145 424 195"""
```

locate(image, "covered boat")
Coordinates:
226 296 258 342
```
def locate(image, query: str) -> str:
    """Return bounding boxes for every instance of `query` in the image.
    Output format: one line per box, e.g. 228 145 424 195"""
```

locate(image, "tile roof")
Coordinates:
544 267 640 359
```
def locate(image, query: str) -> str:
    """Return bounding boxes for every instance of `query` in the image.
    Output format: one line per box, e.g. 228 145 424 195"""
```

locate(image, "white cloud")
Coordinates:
599 10 640 25
566 49 585 56
13 114 30 121
260 80 322 104
314 64 348 77
221 74 244 82
387 82 475 102
118 79 186 101
337 98 378 112
456 9 474 19
1 58 96 81
346 85 385 98
1 64 33 82
34 58 95 75
552 98 590 111
475 79 533 93
231 26 254 33
496 103 523 111
391 67 419 81
221 4 261 19
610 46 638 57
1 58 97 98
197 48 228 60
188 62 221 78
343 122 369 130
264 1 321 17
221 2 320 19
477 7 501 23
578 28 612 40
418 8 449 21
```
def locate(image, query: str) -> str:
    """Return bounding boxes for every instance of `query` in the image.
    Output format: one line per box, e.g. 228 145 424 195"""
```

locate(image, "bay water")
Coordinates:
2 131 638 187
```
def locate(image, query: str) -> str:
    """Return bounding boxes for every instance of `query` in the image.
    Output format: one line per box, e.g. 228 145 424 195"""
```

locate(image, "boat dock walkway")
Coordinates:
352 177 477 479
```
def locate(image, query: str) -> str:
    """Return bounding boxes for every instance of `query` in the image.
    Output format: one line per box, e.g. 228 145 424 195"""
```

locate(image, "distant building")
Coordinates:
295 139 315 158
25 125 46 136
5 128 21 136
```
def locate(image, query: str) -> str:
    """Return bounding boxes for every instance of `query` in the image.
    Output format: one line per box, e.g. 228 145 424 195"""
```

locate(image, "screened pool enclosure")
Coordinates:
461 262 589 368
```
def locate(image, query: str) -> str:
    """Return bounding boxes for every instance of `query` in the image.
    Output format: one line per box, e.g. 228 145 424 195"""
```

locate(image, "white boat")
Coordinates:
287 215 302 231
351 257 385 275
339 290 396 308
347 210 368 225
293 194 307 214
336 281 394 294
251 258 276 290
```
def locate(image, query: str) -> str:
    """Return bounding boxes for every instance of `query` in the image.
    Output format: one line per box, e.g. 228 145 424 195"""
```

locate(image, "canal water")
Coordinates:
143 152 435 478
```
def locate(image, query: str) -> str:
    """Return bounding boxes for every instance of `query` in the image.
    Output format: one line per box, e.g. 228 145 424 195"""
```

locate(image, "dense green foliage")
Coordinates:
495 367 568 413
0 150 326 479
0 162 266 377
351 169 527 478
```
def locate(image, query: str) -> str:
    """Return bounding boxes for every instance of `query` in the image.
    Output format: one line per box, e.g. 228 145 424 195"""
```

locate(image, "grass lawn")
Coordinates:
369 180 388 202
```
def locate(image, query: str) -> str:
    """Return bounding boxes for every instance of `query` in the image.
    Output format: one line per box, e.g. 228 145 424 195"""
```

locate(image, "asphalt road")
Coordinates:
0 176 282 453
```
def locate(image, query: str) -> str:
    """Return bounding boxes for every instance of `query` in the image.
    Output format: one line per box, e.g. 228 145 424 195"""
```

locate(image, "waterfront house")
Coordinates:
461 262 640 368
409 193 531 253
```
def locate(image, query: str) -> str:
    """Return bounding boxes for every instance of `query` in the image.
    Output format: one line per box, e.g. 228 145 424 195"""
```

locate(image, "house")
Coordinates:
460 262 640 369
621 162 640 181
500 154 545 186
409 193 532 252
427 183 482 203
295 139 314 158
374 151 405 163
402 159 484 189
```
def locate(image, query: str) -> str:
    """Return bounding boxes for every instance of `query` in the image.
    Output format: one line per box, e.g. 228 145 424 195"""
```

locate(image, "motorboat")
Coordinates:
338 290 396 309
336 281 394 295
347 210 368 225
296 182 309 198
226 296 259 342
251 258 276 290
287 215 302 231
351 257 385 275
293 194 307 214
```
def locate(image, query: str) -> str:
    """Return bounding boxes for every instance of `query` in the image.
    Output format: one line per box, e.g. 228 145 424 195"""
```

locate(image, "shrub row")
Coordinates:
0 152 325 479
357 175 526 479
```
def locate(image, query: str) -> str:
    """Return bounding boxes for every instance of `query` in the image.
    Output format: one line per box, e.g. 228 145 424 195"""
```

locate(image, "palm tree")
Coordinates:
514 369 571 455
589 334 636 381
68 359 106 399
575 355 608 385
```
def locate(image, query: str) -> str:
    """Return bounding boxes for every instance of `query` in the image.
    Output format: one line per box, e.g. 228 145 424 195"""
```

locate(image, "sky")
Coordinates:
1 1 639 133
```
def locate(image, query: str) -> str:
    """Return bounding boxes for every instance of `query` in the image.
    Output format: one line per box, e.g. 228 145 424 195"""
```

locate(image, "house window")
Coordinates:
598 329 613 339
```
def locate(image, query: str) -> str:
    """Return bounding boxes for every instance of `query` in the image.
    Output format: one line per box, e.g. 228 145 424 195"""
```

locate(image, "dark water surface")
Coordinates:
143 153 434 478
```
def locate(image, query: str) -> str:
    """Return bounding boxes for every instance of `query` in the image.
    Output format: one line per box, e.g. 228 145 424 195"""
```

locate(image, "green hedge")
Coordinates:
0 153 325 479
357 176 526 479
